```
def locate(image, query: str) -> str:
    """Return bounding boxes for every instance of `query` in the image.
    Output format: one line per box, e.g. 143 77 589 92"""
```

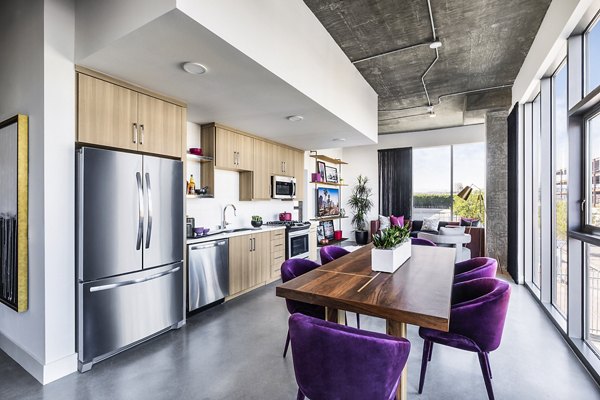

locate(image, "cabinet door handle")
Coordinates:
253 238 256 251
139 124 145 145
132 123 138 144
249 238 253 252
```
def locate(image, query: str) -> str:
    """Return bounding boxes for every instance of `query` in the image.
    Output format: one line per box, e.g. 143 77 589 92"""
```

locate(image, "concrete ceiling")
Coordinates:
304 0 552 133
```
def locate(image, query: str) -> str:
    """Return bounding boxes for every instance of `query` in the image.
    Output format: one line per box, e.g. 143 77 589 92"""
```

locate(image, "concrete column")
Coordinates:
486 110 509 271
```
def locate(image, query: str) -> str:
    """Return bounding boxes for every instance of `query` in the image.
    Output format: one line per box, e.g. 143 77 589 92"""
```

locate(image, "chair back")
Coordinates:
281 259 322 316
320 245 350 264
289 313 410 400
411 237 437 247
450 278 511 352
454 257 497 284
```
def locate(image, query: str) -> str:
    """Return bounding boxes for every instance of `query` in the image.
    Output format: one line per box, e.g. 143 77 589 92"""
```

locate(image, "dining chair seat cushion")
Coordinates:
289 313 410 400
419 328 481 353
320 245 351 265
454 257 497 284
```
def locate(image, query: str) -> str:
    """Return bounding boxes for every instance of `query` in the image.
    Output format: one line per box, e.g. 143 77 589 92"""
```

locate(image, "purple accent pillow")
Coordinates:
460 217 480 227
390 215 404 227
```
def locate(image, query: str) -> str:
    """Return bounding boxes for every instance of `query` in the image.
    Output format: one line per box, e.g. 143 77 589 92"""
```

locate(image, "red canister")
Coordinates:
334 230 342 240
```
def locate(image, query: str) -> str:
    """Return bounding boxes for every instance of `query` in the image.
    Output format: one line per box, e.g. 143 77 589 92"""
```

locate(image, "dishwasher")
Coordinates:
187 239 229 312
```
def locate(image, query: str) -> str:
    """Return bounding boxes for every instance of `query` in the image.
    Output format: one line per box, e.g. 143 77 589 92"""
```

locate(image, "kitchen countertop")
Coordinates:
187 225 286 245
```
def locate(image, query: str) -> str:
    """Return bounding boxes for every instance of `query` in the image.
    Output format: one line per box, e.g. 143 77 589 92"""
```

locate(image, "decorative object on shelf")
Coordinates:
188 174 196 195
251 215 263 228
189 147 203 156
320 220 335 240
316 187 340 217
317 161 326 182
316 225 325 242
311 172 322 183
0 115 28 312
348 175 373 245
325 166 339 183
339 208 346 217
195 186 209 195
334 230 343 241
371 224 411 273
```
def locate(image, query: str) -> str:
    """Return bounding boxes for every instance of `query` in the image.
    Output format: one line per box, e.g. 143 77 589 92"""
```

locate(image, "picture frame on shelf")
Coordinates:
316 225 325 242
325 165 338 183
317 161 326 182
316 187 340 217
320 220 335 240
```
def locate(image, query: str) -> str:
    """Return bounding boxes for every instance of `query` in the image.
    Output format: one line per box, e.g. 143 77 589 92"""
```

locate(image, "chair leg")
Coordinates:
356 313 361 329
484 352 492 379
296 388 305 400
283 330 291 358
418 339 431 394
428 342 434 362
477 352 495 400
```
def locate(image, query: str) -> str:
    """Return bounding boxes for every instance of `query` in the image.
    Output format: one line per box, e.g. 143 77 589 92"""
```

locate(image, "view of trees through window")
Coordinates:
412 143 485 222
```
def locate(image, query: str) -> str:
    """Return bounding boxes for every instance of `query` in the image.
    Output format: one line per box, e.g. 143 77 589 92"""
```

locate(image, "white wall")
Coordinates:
176 0 378 144
340 125 486 236
0 0 77 384
185 123 303 227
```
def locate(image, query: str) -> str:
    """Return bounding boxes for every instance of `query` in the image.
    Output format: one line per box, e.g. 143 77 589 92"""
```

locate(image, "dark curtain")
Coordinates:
378 148 412 219
507 104 519 282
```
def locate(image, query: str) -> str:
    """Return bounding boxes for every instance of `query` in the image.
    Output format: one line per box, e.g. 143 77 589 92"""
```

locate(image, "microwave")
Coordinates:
272 175 296 199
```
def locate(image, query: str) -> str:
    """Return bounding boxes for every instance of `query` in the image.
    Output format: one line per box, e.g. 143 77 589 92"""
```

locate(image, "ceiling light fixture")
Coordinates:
332 138 346 142
182 62 207 75
429 111 436 118
429 41 442 49
286 115 304 122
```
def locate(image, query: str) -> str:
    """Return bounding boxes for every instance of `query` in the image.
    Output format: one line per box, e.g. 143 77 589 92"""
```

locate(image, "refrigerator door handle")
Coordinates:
89 266 181 293
136 172 144 250
145 172 153 249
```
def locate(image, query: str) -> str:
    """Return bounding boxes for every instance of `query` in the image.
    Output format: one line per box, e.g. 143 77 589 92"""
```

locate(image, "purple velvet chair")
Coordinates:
319 245 361 329
289 313 410 400
454 257 497 284
418 278 511 400
281 258 325 358
411 237 437 246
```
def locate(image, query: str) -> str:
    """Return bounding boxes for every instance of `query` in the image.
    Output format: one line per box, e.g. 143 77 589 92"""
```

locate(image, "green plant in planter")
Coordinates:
251 215 262 222
251 215 263 228
372 224 410 249
348 175 373 245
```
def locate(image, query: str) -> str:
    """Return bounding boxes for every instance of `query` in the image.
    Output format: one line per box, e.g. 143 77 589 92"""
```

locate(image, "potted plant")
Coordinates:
251 215 263 228
348 175 373 245
371 224 411 273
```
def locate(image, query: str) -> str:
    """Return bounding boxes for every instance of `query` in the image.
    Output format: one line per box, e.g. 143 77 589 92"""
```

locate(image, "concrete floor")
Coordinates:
1 281 599 400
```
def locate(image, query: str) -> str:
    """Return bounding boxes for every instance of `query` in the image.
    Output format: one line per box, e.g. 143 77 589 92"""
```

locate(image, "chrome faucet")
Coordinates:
222 204 237 229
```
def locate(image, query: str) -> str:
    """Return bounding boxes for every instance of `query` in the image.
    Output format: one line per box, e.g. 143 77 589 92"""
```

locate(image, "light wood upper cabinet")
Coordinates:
214 127 255 171
240 139 272 201
237 134 254 171
78 74 138 151
137 94 182 158
77 73 184 158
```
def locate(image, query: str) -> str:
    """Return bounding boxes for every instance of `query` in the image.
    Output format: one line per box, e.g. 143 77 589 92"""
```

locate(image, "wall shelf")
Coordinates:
309 152 347 165
186 194 214 199
186 153 214 163
310 216 349 221
310 181 348 187
317 238 349 247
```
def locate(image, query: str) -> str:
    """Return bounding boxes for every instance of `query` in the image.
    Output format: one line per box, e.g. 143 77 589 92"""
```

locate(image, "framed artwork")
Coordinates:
317 161 326 182
316 187 340 217
0 115 28 312
316 225 325 242
325 165 338 183
320 220 335 240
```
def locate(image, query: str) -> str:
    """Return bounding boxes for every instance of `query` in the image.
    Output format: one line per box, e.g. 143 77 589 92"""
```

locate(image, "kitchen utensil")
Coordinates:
189 148 203 156
194 227 204 236
279 212 292 221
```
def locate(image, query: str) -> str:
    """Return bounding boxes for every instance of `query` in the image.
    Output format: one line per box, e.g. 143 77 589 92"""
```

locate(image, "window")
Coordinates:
586 112 600 230
586 243 600 355
532 93 542 289
412 146 452 220
553 63 568 317
453 142 486 222
586 15 600 94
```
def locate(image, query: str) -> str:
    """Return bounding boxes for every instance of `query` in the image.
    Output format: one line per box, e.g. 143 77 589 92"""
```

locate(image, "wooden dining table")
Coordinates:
276 243 456 400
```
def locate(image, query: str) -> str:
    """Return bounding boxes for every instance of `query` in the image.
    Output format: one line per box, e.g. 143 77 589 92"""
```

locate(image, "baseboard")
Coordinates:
0 331 77 384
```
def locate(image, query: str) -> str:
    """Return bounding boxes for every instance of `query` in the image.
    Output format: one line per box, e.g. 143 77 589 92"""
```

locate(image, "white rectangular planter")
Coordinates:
371 241 411 273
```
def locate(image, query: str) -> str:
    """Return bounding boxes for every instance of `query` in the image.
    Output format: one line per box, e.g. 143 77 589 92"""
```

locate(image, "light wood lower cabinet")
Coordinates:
271 230 285 279
228 231 272 296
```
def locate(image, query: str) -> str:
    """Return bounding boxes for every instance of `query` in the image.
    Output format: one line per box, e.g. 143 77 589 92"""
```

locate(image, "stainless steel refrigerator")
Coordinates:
76 147 184 372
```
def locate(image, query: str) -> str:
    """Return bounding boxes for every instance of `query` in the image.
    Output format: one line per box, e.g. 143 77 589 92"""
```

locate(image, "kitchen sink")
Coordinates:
201 227 261 237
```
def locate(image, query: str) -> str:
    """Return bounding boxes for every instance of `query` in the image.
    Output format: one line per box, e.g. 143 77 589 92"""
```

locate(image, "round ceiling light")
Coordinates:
429 111 436 118
332 138 346 142
429 41 442 49
286 115 304 122
182 62 207 75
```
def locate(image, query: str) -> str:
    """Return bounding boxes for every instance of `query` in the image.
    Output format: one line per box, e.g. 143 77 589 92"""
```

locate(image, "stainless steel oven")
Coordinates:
288 226 310 259
272 175 296 199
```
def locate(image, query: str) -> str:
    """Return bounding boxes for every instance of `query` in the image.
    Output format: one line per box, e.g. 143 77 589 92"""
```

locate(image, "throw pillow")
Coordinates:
440 226 466 235
421 216 439 232
390 215 404 227
460 217 480 227
379 215 391 230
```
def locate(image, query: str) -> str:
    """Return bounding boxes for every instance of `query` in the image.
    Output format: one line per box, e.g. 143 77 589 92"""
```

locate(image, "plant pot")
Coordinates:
355 230 369 245
371 241 411 273
251 221 263 228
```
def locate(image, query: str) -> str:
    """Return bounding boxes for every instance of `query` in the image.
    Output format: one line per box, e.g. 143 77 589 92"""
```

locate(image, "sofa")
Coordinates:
370 219 486 259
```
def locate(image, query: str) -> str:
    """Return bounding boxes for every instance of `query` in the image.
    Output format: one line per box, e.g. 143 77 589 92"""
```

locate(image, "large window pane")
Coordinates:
532 94 542 289
586 244 600 355
587 113 600 229
553 64 568 317
586 16 600 94
453 142 486 222
412 146 451 220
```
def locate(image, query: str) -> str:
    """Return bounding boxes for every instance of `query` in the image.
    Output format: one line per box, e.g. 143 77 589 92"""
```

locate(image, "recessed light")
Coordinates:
286 115 304 122
182 62 207 75
429 41 442 49
332 138 346 142
429 111 436 118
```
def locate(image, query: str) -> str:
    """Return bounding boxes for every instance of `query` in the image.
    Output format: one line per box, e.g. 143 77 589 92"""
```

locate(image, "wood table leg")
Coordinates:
387 320 408 400
325 307 346 324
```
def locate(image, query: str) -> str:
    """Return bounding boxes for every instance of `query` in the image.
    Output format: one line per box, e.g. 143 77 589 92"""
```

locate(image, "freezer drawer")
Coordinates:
188 239 229 312
78 263 183 371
